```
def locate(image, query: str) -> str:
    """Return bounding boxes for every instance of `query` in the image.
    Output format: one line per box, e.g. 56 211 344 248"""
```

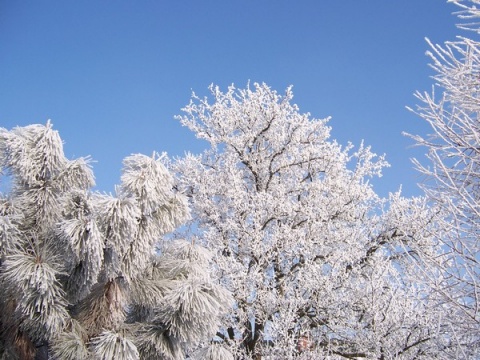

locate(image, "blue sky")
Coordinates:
0 1 459 196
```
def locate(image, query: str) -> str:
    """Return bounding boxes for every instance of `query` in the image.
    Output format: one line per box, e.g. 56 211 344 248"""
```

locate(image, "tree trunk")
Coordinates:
243 320 263 359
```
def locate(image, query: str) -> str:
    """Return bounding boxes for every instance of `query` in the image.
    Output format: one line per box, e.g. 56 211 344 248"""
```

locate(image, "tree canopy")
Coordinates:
407 0 480 351
0 122 231 359
172 83 472 358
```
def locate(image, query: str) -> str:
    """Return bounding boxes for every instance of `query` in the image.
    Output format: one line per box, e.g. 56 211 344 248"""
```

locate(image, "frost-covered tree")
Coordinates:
0 122 231 360
173 83 475 359
407 0 480 347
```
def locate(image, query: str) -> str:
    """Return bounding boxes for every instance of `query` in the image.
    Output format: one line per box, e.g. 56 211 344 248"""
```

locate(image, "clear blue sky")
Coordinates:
0 1 459 196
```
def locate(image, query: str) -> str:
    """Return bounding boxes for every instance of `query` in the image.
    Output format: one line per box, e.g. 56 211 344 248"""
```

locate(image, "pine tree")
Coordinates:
0 122 231 359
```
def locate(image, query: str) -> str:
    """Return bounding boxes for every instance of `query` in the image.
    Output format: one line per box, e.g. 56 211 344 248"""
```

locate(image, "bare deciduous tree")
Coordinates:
174 83 472 359
407 0 480 351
